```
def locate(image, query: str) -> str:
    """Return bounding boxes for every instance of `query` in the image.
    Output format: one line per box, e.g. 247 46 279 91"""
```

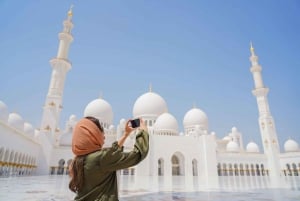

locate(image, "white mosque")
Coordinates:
0 8 299 190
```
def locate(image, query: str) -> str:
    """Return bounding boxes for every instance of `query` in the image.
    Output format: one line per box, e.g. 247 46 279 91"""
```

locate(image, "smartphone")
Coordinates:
130 118 140 128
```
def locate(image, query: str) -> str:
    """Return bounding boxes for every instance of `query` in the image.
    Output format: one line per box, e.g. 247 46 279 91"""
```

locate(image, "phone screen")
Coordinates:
130 119 140 128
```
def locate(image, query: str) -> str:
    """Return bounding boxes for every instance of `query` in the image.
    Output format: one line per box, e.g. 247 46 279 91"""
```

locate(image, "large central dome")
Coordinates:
133 91 168 118
84 98 113 124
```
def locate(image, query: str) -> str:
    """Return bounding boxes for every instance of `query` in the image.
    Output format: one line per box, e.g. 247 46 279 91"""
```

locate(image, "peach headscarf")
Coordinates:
72 118 104 156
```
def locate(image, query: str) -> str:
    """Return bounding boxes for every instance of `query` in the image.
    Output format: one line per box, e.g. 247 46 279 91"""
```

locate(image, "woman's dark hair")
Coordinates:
69 155 85 193
69 116 103 193
85 116 103 132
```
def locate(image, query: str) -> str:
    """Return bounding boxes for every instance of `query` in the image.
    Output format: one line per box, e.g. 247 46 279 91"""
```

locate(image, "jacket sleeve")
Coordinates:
100 130 149 171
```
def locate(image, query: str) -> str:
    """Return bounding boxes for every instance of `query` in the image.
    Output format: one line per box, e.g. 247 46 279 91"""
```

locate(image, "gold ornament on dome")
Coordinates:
68 5 74 17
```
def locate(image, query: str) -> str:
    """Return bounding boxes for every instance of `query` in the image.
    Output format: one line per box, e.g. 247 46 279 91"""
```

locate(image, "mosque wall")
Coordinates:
217 153 268 177
0 121 40 176
280 153 300 176
49 147 73 175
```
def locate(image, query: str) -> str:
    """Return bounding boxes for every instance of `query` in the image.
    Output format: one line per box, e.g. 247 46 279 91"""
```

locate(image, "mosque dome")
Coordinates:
232 127 238 132
67 114 77 129
246 141 260 153
84 98 113 125
284 139 299 152
8 113 24 130
183 107 208 130
120 118 126 125
133 91 168 118
24 122 34 137
226 141 239 152
223 136 231 141
0 100 9 122
154 112 179 134
69 114 76 122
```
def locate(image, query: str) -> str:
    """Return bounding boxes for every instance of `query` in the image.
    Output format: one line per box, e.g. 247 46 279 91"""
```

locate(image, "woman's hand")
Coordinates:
139 118 148 133
124 119 134 137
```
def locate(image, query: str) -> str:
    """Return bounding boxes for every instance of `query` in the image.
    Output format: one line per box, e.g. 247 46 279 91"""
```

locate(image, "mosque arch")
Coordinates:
223 163 228 176
0 147 4 161
66 159 72 175
256 164 260 176
8 150 14 175
234 164 239 176
3 149 10 176
239 164 244 176
4 148 9 162
292 163 298 176
228 164 233 176
250 164 255 176
217 163 221 176
245 164 250 176
57 159 65 175
261 164 265 176
286 164 292 176
158 158 164 176
192 159 198 176
171 152 185 176
0 147 4 176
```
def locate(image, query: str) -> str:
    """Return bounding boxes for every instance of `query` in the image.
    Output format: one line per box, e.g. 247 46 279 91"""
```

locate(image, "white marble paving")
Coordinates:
0 175 300 201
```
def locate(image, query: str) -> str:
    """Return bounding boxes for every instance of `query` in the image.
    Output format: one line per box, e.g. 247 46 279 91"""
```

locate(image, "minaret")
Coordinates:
40 6 74 140
249 43 282 187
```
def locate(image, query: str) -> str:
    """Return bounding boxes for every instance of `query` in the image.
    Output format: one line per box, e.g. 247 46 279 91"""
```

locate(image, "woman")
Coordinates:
69 116 149 201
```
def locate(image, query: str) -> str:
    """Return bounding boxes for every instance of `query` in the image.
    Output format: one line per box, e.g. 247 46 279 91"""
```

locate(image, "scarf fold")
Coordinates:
72 118 104 156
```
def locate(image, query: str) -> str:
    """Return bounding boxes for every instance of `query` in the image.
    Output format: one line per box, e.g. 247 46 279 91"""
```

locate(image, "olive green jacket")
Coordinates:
74 130 149 201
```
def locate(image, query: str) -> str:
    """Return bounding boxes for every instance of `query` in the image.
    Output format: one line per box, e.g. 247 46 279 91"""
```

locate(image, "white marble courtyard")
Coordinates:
0 175 300 201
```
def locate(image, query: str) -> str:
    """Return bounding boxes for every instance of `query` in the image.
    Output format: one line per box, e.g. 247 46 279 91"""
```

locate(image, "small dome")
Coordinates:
226 141 239 152
154 112 179 133
84 98 113 125
284 139 299 152
133 91 168 118
231 127 238 132
230 127 241 137
246 141 260 153
8 113 24 130
223 136 231 141
24 122 34 137
0 100 9 121
69 114 76 121
120 118 126 125
183 107 208 130
109 125 114 130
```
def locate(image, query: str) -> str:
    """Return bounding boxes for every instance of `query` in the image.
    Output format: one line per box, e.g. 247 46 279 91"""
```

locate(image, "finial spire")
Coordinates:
149 83 152 92
193 102 196 108
67 5 74 20
99 91 103 99
250 41 255 56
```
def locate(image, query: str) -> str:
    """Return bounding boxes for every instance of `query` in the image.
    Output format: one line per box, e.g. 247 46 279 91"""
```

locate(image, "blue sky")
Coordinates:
0 1 299 151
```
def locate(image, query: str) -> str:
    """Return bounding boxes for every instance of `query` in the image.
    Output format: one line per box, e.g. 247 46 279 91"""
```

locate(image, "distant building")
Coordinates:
1 8 299 189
